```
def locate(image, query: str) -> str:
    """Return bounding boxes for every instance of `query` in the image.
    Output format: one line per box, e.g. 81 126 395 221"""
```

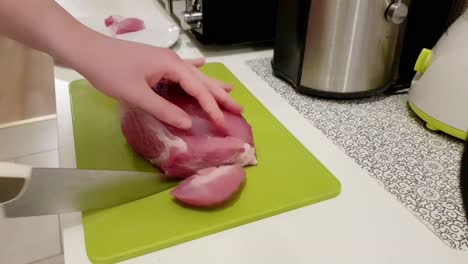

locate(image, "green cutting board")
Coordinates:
70 63 341 264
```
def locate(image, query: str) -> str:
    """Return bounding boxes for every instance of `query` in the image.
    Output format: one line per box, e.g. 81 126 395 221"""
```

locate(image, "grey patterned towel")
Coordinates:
246 57 467 250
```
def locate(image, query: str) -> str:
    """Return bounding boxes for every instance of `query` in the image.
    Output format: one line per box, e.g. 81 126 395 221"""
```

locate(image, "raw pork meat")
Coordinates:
104 15 145 35
171 165 246 207
104 15 124 27
120 79 257 207
121 79 257 178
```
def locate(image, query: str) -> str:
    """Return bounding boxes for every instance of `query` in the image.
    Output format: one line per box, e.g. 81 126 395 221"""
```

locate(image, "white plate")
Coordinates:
77 15 180 48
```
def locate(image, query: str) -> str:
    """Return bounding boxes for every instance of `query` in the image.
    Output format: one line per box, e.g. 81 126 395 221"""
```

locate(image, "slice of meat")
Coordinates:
113 18 146 34
120 79 257 178
104 16 145 35
171 165 246 207
104 15 124 27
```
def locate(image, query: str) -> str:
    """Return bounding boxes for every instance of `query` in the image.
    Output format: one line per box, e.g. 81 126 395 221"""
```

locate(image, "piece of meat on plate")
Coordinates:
104 15 124 27
104 15 145 34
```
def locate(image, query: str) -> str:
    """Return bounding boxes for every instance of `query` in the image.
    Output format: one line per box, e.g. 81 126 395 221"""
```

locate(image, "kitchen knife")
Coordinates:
0 162 174 217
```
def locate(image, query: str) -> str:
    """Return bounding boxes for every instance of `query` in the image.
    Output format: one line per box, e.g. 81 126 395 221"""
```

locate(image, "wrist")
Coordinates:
50 26 107 70
35 2 110 72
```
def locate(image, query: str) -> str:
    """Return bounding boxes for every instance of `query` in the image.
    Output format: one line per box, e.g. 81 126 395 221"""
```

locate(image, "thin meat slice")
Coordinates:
104 15 145 35
113 18 146 34
104 15 124 27
171 165 246 207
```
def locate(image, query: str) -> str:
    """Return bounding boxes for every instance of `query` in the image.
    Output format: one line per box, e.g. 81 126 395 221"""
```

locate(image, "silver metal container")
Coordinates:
272 0 411 98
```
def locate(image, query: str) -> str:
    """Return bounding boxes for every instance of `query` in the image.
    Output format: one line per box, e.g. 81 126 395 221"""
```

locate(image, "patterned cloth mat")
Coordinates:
246 57 467 250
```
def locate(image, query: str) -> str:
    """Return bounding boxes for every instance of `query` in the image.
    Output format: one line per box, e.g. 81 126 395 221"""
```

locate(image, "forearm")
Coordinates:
0 0 236 129
0 0 106 67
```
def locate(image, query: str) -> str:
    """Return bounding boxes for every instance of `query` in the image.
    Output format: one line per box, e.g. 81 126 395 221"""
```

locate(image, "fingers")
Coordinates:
184 58 205 68
219 81 233 93
183 59 233 92
125 81 192 129
168 64 226 128
187 65 242 114
196 70 234 92
209 84 243 114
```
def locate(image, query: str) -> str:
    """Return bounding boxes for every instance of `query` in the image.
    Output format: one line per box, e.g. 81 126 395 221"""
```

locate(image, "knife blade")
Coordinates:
0 162 175 217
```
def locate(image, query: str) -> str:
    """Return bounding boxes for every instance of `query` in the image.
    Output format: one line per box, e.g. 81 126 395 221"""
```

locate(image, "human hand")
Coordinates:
0 0 241 129
70 36 242 130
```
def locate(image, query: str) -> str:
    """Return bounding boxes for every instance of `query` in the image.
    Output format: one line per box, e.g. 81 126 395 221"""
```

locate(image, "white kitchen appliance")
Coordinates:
408 8 468 140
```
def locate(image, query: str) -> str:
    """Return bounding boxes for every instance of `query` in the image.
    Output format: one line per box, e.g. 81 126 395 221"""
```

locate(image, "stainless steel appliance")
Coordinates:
272 0 411 99
157 0 276 45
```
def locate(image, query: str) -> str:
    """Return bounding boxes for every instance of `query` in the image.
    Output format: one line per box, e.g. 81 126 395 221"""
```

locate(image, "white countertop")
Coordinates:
54 1 468 263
